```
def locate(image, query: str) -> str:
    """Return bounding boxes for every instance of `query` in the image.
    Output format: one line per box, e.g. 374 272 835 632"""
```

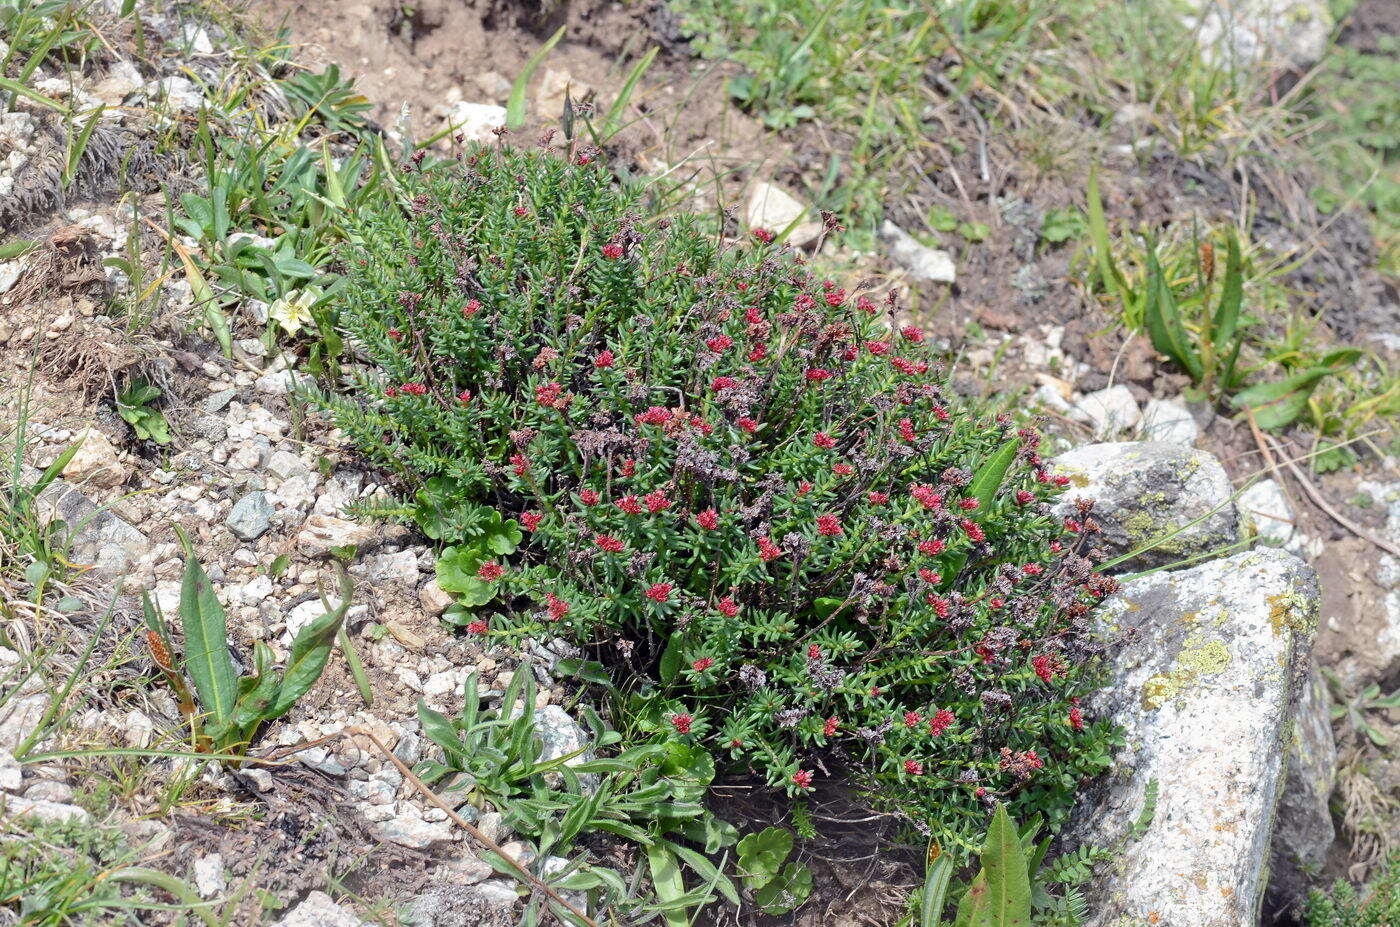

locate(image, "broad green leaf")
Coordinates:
958 805 1031 927
753 861 812 915
1230 354 1358 430
1142 245 1203 381
968 439 1018 513
645 842 689 927
175 528 238 727
434 545 498 606
266 583 352 720
658 634 684 684
662 839 740 906
736 826 792 891
921 853 955 927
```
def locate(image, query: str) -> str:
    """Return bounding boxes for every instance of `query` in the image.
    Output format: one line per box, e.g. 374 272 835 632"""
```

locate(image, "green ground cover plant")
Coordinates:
319 141 1119 846
1304 852 1400 926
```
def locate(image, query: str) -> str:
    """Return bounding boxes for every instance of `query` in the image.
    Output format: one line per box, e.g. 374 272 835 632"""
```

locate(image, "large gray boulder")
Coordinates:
1066 547 1319 926
1051 441 1240 571
1266 661 1337 916
1187 0 1333 71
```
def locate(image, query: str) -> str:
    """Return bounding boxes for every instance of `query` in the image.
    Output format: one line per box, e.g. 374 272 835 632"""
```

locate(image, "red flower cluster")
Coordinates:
645 582 673 603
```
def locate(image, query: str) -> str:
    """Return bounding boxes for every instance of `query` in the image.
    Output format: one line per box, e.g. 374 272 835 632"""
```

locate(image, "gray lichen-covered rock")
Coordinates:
1066 548 1319 926
1266 660 1337 914
531 705 598 794
1187 0 1332 70
1051 441 1240 571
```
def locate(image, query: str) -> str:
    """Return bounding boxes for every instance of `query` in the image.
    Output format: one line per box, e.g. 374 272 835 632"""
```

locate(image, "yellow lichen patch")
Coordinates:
1141 633 1232 710
1268 588 1315 637
1069 472 1090 488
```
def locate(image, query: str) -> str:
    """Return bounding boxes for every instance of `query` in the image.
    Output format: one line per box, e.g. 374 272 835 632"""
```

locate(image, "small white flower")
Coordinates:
268 287 321 335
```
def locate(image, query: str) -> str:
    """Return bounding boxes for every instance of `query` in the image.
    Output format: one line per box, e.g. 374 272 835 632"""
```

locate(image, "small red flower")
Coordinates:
856 295 876 313
737 416 759 433
579 488 601 506
1022 563 1044 577
753 228 774 243
385 386 399 398
595 535 625 553
510 453 529 477
601 242 625 260
620 458 636 477
918 539 946 556
926 596 950 619
797 481 813 496
961 519 985 542
1032 654 1063 683
717 596 740 617
545 593 569 621
792 769 813 790
466 619 489 634
692 657 715 672
521 512 542 531
928 709 955 736
1069 707 1084 730
477 562 504 581
918 568 941 584
867 491 889 505
401 382 427 396
812 431 836 449
644 489 672 513
904 759 924 776
958 497 981 510
712 376 739 391
617 495 643 515
865 340 891 356
911 484 942 510
832 463 854 476
594 349 616 368
670 713 693 734
804 368 833 383
823 717 839 737
904 711 922 728
706 334 733 353
645 582 673 603
457 388 473 404
898 418 917 442
636 406 671 426
901 325 925 343
807 644 822 661
463 299 481 317
695 509 720 530
816 514 843 536
387 328 403 341
758 537 783 562
513 206 529 216
748 344 768 362
1015 489 1035 505
823 288 845 307
1053 474 1072 487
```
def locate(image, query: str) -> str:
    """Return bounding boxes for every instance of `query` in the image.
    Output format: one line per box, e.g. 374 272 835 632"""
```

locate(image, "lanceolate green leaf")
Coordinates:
507 25 566 129
267 575 353 719
645 842 689 927
1211 230 1243 346
968 439 1019 513
175 527 238 727
921 853 955 927
1142 245 1203 382
958 805 1031 927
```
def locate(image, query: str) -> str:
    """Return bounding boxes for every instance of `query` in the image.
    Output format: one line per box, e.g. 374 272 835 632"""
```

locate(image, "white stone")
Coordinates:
1072 385 1141 438
193 854 225 898
362 550 419 585
0 260 23 295
879 221 955 284
2 795 90 825
1051 442 1240 571
155 76 204 112
92 60 143 105
535 69 591 118
1138 398 1200 445
269 891 366 927
61 430 128 489
1188 0 1332 70
285 596 343 641
419 579 453 616
444 102 507 144
373 812 456 849
1032 383 1072 414
1068 548 1318 925
296 514 376 557
1238 478 1300 552
265 450 309 481
0 751 21 791
746 182 822 247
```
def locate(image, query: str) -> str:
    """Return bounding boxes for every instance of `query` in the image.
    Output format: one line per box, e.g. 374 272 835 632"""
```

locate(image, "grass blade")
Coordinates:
507 26 566 129
921 852 954 926
601 47 658 140
62 104 106 188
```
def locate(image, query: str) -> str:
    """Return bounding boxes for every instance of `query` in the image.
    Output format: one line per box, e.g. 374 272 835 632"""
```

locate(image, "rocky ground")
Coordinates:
0 0 1397 924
